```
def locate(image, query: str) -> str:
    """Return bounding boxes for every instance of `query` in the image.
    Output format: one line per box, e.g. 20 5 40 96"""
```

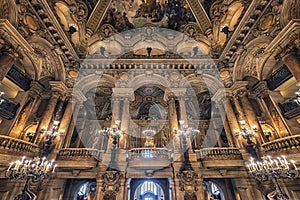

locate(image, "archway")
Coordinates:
134 180 164 200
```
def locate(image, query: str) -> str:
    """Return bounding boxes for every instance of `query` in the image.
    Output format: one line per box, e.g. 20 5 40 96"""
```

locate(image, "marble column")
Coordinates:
178 96 188 124
239 90 266 144
168 96 179 150
212 89 241 148
56 98 74 149
195 178 205 200
0 53 14 81
94 179 104 200
63 101 83 148
253 81 291 137
8 81 44 139
282 50 300 81
63 88 86 148
33 91 60 144
174 178 184 200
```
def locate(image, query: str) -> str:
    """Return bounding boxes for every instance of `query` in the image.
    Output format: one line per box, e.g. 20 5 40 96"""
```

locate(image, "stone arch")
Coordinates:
27 36 65 82
0 0 18 26
121 73 171 91
186 73 224 95
280 0 300 27
233 36 272 81
74 74 116 94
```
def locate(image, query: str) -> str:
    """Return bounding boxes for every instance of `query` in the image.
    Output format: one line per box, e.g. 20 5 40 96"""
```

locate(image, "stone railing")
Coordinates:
0 135 38 154
262 135 300 153
196 147 242 161
127 148 173 170
127 148 172 160
58 148 103 161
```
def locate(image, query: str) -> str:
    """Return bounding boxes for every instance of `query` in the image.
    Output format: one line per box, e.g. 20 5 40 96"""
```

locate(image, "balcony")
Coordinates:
278 99 300 119
266 64 293 90
0 98 20 120
6 64 32 91
0 135 38 155
262 135 300 153
57 148 104 168
127 148 173 170
195 147 243 167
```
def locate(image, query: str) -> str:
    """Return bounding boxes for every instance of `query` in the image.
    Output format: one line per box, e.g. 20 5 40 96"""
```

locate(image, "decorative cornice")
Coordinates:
185 0 212 35
86 0 113 36
30 0 79 64
112 88 135 101
265 19 300 56
219 0 270 66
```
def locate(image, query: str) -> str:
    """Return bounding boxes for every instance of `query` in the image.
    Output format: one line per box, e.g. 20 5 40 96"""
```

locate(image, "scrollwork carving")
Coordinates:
176 170 198 192
101 171 123 193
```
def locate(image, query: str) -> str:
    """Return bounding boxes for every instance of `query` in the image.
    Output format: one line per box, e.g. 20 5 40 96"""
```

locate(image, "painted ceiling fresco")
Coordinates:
102 0 196 32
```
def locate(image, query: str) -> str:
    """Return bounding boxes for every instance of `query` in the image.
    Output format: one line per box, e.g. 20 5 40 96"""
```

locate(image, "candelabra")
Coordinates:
98 120 124 147
0 91 5 104
40 121 64 148
40 120 64 157
175 120 199 170
236 120 257 145
142 130 156 148
98 120 125 171
294 90 300 105
6 156 57 200
246 155 299 200
236 120 258 159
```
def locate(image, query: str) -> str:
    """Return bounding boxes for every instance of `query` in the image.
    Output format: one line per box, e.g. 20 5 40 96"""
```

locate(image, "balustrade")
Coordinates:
58 148 103 161
262 135 300 153
0 135 37 154
196 147 242 161
127 148 172 160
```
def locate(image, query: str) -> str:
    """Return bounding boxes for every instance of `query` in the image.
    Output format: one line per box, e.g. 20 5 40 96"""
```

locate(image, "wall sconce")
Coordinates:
0 91 5 104
236 120 257 145
41 121 64 149
98 120 125 147
146 46 152 57
221 25 230 35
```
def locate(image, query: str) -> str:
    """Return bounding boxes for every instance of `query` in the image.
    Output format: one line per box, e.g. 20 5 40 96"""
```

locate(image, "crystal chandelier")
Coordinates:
295 90 300 105
175 120 199 170
236 120 257 144
0 91 5 104
40 121 64 146
6 156 57 181
98 120 125 146
246 155 299 200
6 156 57 200
246 155 298 182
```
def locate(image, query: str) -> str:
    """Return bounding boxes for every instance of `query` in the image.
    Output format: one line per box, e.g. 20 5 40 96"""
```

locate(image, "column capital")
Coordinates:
28 81 44 97
252 81 269 98
49 81 68 96
163 88 187 102
230 81 248 97
211 88 230 106
71 88 87 103
112 88 135 101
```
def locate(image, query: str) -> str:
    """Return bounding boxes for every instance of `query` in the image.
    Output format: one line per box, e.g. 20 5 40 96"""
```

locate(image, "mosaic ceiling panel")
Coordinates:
102 0 196 32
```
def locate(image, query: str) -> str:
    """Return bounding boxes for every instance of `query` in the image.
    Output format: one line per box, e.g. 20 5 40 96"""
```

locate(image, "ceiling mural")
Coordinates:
85 86 112 120
130 85 167 120
102 0 196 32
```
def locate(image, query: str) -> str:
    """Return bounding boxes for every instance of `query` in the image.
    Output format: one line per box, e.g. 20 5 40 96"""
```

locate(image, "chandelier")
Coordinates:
236 120 257 144
246 155 299 200
246 155 298 182
175 120 200 138
295 90 300 105
6 156 57 181
0 90 5 104
6 156 57 200
41 120 64 147
98 120 125 146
